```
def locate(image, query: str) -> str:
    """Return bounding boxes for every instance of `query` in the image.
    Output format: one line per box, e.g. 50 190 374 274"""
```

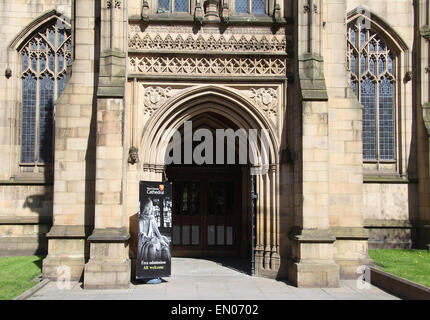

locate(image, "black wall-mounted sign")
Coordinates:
136 181 172 279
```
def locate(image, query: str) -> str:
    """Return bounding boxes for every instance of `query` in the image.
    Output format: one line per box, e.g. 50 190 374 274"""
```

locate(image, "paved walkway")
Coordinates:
29 258 399 300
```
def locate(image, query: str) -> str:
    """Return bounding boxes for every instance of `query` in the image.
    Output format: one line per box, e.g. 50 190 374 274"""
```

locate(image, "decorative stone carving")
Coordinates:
129 56 287 77
404 71 412 82
4 67 11 79
128 147 139 164
142 86 172 115
249 88 278 116
128 33 287 54
107 0 121 8
420 25 430 42
304 3 317 13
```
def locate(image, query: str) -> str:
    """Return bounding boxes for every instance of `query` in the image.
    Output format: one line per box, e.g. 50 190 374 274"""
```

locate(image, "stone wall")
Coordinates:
0 0 71 256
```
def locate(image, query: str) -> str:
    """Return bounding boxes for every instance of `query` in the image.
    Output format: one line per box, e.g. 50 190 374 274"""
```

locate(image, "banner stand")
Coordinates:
136 181 173 281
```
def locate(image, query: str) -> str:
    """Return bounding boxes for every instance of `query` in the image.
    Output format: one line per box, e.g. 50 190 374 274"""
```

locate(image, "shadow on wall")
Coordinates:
82 0 101 263
276 61 298 282
410 19 425 250
21 0 102 258
21 97 55 256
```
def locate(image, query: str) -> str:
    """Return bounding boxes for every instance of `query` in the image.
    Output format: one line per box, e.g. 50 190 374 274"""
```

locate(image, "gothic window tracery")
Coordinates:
347 24 396 163
19 21 72 165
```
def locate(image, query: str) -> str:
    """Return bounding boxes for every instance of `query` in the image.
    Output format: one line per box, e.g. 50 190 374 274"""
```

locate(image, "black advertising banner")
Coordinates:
136 181 172 279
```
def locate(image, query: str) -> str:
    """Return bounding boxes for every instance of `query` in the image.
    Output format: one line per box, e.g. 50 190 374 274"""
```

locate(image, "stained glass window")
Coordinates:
236 0 248 13
157 0 188 13
20 20 72 165
174 0 188 12
236 0 266 14
347 24 396 163
158 0 171 12
252 0 265 14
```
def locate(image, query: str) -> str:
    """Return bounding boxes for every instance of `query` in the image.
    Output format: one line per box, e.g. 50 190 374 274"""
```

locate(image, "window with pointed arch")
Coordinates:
19 21 71 166
347 23 397 166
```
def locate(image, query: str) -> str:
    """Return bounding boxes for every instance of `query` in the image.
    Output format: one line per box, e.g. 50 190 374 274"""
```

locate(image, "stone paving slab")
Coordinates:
28 258 399 300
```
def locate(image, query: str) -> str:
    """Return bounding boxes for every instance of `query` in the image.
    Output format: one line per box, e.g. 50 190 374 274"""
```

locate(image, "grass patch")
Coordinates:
368 249 430 288
0 256 43 300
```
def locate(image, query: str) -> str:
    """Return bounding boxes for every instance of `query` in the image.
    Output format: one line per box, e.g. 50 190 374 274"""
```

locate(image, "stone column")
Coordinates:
43 0 97 281
324 0 370 279
270 164 281 271
254 164 281 278
83 0 130 289
287 0 339 287
254 173 264 275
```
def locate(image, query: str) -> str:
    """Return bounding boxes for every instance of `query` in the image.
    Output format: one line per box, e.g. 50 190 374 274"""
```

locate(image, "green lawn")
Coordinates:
368 249 430 288
0 256 43 300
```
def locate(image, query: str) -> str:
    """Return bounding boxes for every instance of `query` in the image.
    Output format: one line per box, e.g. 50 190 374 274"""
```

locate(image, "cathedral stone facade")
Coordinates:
0 0 429 288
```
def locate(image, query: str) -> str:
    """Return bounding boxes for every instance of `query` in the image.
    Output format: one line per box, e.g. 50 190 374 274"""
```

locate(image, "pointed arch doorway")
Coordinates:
140 86 280 276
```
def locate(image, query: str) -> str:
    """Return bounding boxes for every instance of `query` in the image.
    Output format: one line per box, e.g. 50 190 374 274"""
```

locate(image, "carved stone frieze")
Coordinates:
128 33 287 54
129 56 287 77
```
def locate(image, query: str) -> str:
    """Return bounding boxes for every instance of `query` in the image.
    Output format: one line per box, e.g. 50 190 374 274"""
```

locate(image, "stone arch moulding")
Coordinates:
138 84 282 278
139 85 281 169
347 9 409 61
9 9 71 51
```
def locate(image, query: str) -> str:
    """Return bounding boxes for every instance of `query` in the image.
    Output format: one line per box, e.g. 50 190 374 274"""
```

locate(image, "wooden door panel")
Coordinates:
172 181 203 249
170 168 241 255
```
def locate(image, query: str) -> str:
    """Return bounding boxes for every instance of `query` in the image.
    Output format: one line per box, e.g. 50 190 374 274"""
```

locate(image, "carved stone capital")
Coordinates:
107 0 121 9
143 163 165 173
420 25 430 42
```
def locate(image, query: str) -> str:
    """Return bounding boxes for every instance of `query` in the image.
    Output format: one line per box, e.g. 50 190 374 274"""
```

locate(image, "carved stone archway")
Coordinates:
139 85 282 277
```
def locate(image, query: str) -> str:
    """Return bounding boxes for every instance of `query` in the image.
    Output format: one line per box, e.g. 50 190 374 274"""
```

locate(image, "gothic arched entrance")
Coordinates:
139 85 281 277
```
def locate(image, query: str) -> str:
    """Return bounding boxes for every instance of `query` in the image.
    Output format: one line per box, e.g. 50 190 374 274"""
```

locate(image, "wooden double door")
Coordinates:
168 167 242 257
